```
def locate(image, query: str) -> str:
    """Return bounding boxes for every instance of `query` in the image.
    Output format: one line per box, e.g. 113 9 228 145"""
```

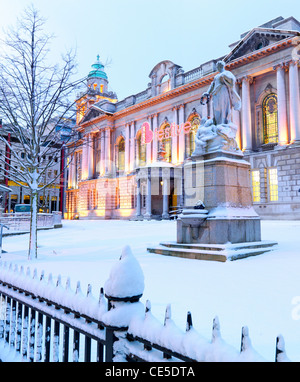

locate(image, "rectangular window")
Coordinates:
268 168 278 202
251 170 260 202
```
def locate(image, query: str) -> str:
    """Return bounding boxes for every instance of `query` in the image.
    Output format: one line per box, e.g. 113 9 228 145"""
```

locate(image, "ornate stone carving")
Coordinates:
192 61 241 156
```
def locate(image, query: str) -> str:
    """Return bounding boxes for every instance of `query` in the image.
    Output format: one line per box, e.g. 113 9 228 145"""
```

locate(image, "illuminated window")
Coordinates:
251 170 260 202
100 84 104 93
117 137 125 172
76 101 86 124
158 124 172 163
87 189 97 210
137 131 146 167
263 93 278 144
268 168 278 201
186 115 200 157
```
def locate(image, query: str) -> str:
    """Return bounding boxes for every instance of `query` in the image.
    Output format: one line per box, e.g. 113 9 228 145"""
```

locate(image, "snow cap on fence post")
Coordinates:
104 245 144 304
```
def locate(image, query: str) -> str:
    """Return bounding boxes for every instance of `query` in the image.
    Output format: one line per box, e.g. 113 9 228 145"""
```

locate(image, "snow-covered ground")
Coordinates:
1 218 300 362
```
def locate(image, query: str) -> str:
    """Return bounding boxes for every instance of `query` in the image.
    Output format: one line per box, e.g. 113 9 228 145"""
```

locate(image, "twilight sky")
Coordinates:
0 0 299 101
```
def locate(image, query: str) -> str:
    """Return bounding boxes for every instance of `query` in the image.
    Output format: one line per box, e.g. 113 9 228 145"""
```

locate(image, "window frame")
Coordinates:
267 167 278 202
262 93 278 145
251 169 261 203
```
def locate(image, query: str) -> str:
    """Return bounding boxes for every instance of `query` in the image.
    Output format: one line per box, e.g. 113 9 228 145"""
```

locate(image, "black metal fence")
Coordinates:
0 254 291 362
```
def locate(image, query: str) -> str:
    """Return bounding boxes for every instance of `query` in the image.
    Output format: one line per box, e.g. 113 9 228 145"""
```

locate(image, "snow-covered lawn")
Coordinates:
1 218 300 362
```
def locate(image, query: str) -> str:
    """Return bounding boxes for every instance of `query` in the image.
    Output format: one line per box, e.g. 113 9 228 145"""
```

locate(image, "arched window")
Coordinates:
160 74 170 93
136 131 146 167
186 114 200 157
262 93 278 144
158 123 172 163
117 137 125 172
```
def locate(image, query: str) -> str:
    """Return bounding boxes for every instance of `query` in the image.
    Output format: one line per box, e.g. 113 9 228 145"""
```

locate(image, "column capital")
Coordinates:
237 75 254 85
273 62 289 72
286 59 300 68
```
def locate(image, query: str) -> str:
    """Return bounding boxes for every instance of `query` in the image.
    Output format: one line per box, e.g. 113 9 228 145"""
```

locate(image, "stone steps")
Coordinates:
147 241 278 262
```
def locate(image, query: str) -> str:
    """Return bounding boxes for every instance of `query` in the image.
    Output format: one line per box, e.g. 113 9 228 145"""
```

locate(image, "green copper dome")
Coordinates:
88 55 108 80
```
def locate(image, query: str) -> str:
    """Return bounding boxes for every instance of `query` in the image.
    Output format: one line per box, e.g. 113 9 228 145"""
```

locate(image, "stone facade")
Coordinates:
66 16 300 220
0 117 72 213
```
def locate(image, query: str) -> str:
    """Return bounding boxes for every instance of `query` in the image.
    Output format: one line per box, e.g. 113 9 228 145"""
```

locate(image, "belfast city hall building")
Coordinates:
66 16 300 220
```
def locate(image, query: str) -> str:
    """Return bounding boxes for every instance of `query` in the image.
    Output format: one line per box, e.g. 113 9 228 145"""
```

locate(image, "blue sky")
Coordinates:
0 0 299 101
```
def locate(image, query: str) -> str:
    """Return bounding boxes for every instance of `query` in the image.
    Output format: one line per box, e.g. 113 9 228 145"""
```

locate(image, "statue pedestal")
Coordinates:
147 150 277 261
180 150 261 244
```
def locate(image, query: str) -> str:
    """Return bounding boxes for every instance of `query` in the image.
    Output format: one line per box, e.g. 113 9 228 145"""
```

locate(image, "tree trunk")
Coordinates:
28 191 38 260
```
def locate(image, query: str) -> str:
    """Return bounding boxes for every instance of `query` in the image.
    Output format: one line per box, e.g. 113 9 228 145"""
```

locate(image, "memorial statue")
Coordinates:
192 61 241 156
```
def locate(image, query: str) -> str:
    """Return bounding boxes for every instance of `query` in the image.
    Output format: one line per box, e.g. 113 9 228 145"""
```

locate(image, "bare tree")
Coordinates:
0 6 84 259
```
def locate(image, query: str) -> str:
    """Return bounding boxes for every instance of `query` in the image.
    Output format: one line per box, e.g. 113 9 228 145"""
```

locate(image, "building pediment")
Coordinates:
80 106 105 124
148 60 183 96
149 60 182 80
93 100 116 115
224 27 299 63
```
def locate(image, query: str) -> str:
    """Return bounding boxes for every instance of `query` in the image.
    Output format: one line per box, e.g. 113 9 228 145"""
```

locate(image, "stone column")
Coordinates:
125 123 130 172
105 128 111 174
130 121 135 171
68 154 74 189
232 82 241 149
146 116 152 164
162 178 169 219
81 134 88 180
178 104 185 162
241 76 253 151
144 169 152 220
136 178 142 217
288 60 300 143
152 114 158 162
273 64 288 145
171 107 178 163
87 133 94 179
100 130 105 175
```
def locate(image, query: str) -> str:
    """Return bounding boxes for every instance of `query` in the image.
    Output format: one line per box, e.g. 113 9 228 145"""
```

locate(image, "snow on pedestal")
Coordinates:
104 245 144 300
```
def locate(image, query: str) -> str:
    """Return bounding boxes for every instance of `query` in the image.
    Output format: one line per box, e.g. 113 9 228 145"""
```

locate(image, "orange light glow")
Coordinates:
118 209 134 217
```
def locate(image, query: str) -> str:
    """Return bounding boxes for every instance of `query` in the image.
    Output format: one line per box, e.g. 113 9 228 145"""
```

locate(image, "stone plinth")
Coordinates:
147 150 277 261
179 150 262 245
184 150 252 210
177 214 261 244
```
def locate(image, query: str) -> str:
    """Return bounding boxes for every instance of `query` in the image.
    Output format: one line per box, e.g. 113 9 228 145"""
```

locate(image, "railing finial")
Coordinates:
240 326 250 353
186 311 193 331
212 316 221 342
145 300 151 315
164 304 171 326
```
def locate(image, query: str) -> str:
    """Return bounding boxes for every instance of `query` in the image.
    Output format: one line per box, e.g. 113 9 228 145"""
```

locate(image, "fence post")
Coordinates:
0 223 9 254
104 245 145 362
